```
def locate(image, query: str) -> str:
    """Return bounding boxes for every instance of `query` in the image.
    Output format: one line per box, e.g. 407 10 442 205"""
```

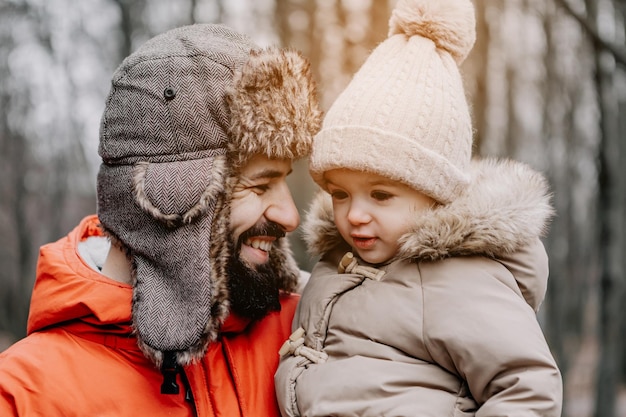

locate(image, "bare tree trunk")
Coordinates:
0 74 33 341
503 64 518 157
111 0 134 59
110 0 148 58
590 0 625 412
189 0 196 24
0 2 40 342
617 0 626 387
466 0 489 153
541 1 571 379
13 132 33 339
0 127 31 340
304 0 321 83
335 0 352 77
368 0 389 50
620 100 626 387
594 57 623 417
274 0 292 47
473 0 507 157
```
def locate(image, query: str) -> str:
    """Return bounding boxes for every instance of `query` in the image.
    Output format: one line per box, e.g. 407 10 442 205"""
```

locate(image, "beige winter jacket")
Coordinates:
275 159 562 417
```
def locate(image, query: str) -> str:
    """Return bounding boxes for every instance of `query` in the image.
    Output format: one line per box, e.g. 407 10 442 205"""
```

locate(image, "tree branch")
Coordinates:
553 0 626 67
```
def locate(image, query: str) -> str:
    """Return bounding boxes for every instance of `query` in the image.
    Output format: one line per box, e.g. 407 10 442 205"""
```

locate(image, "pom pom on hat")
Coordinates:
389 0 476 64
310 0 477 204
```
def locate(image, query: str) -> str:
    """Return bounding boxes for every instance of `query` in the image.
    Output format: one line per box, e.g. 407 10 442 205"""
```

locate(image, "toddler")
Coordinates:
275 0 563 416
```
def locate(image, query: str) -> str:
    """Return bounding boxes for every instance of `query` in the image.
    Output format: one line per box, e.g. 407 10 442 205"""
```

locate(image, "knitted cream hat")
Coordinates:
310 0 476 204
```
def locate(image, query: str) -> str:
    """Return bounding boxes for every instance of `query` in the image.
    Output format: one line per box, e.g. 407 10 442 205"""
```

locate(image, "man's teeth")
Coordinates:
245 239 273 252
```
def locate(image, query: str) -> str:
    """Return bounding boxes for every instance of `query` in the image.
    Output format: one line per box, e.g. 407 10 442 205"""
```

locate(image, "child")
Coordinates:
274 0 563 416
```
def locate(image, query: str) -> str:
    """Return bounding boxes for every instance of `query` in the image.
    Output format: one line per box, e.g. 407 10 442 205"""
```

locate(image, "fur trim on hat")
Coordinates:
388 0 476 64
227 47 322 168
303 158 554 261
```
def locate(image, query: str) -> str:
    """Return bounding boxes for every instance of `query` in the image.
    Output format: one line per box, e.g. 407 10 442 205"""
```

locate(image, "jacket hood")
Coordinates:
303 158 554 308
27 215 253 340
27 216 134 336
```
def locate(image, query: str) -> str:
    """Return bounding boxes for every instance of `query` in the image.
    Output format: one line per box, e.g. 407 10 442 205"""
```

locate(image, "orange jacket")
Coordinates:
0 215 298 416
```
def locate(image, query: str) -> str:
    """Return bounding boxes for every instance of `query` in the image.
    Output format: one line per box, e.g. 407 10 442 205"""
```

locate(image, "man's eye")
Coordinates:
371 191 392 201
252 184 270 194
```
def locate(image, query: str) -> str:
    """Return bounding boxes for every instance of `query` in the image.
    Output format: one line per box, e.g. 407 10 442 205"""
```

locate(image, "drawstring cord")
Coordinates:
160 351 196 407
161 351 180 394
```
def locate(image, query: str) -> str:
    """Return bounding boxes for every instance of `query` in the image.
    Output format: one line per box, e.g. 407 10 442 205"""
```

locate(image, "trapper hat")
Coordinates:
309 0 476 204
97 24 321 368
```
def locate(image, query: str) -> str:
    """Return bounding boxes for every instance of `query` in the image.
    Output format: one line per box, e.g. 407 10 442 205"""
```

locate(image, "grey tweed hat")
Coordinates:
97 24 321 368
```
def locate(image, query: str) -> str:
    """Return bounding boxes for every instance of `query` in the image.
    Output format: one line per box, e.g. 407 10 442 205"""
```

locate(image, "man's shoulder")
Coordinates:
279 291 300 318
254 292 299 336
236 293 299 349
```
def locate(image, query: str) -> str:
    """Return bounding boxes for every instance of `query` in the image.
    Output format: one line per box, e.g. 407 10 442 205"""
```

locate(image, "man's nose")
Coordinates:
266 185 300 233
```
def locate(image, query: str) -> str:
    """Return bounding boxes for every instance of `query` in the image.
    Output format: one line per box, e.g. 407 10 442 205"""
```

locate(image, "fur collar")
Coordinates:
303 158 554 262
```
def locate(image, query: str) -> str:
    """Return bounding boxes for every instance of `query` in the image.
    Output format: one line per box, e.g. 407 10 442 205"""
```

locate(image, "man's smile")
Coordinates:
240 236 278 265
244 237 275 252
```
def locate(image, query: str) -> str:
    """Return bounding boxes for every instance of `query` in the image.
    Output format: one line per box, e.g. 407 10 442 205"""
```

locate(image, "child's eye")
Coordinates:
330 190 348 200
371 191 392 201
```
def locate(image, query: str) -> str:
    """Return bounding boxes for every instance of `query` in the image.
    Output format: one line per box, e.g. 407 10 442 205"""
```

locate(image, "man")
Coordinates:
0 24 321 416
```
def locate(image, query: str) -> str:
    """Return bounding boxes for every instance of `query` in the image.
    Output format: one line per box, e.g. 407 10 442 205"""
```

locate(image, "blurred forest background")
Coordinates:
0 0 625 416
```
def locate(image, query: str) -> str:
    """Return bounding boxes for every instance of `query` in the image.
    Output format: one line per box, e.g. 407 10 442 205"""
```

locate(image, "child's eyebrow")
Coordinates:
369 179 400 187
325 177 400 188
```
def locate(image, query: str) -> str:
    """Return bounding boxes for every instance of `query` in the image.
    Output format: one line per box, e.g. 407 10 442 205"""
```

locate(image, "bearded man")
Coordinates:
0 23 321 417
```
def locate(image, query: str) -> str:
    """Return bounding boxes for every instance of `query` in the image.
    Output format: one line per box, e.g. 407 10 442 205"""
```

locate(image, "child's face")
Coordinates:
325 169 435 265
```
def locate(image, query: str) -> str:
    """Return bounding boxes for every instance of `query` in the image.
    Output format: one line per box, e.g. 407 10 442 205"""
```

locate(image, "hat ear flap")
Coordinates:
132 157 227 228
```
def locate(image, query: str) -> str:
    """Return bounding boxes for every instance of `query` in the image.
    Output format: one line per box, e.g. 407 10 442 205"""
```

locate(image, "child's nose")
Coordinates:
347 202 372 225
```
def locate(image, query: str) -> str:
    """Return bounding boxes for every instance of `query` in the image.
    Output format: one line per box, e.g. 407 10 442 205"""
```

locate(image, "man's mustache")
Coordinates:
238 221 286 245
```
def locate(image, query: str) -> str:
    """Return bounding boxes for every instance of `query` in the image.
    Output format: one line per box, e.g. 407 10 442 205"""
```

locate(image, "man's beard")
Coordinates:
226 221 285 321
